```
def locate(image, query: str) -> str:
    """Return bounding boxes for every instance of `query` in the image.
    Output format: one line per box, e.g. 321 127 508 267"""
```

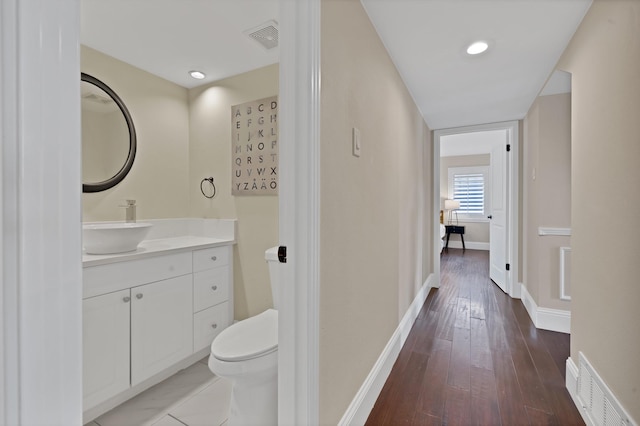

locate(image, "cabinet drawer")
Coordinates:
446 225 465 234
193 267 229 312
194 302 230 352
193 246 229 272
84 252 192 299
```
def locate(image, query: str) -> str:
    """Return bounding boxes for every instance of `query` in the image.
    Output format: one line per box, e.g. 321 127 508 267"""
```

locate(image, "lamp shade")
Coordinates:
444 199 460 210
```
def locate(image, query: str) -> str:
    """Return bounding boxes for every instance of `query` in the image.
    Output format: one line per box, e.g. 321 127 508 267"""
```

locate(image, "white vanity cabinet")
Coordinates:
83 289 131 411
82 242 233 420
131 274 193 385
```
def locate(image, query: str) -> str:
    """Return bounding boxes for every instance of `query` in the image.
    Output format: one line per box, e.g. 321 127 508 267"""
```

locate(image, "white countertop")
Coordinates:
83 235 235 267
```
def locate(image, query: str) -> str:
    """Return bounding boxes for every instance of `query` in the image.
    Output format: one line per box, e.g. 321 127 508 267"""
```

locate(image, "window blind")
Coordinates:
453 173 484 214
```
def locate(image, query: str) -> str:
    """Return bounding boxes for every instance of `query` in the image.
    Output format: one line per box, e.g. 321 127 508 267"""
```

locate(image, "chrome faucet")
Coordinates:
120 199 136 223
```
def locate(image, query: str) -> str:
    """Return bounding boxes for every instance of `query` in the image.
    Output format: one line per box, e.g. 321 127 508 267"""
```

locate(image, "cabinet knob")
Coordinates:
211 285 218 291
136 293 143 299
211 323 218 329
123 296 131 303
211 256 217 261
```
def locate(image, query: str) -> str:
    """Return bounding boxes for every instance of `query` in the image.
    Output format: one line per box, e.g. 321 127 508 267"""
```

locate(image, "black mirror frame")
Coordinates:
81 72 137 193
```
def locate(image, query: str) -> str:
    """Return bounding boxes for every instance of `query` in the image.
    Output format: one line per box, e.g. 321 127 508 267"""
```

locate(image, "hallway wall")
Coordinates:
557 0 640 420
523 93 572 311
319 0 432 423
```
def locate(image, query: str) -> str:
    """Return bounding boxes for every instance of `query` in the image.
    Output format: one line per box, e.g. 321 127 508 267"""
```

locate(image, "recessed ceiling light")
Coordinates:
189 70 206 80
466 41 489 55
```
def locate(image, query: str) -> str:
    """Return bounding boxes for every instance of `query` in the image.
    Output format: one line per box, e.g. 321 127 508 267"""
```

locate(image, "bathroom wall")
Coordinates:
81 46 190 221
188 64 279 320
82 46 278 321
523 92 572 310
81 108 129 183
320 0 432 423
555 0 640 420
440 154 490 246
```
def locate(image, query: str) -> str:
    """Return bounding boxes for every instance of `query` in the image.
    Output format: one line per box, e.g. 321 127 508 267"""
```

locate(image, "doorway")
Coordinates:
433 121 520 297
1 1 320 424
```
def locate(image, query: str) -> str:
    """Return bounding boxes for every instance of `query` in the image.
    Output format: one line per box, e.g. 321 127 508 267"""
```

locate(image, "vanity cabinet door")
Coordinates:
83 289 131 411
130 275 193 386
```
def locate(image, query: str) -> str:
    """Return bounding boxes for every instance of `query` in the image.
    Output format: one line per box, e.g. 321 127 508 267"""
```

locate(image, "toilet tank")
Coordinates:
265 246 281 310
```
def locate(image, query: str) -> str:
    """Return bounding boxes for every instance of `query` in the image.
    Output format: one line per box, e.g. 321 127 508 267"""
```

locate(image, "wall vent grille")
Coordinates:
577 353 635 426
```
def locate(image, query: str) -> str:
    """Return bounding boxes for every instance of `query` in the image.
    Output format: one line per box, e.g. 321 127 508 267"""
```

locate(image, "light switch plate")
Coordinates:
352 127 361 157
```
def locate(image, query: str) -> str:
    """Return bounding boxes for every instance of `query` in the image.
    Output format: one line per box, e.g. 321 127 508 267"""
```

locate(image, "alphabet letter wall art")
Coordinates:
231 96 278 196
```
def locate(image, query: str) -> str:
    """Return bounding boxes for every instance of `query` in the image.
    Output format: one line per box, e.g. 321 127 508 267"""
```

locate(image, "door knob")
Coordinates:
487 215 493 219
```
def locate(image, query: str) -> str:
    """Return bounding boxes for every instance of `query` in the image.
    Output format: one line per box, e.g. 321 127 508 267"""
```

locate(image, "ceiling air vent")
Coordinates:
244 20 279 50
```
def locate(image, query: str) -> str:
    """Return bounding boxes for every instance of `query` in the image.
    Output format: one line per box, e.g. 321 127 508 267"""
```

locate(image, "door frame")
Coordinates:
277 0 320 424
433 121 520 298
1 0 83 424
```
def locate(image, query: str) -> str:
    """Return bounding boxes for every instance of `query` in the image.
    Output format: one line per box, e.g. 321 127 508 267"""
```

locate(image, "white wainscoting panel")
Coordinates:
538 227 572 236
338 274 436 426
560 247 572 300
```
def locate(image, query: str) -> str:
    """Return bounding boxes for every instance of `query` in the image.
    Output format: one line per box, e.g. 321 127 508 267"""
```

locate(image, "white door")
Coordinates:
489 137 508 292
83 289 131 411
131 275 193 385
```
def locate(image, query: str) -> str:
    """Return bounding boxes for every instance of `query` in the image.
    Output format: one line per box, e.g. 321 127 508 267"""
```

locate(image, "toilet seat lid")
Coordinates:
211 309 278 362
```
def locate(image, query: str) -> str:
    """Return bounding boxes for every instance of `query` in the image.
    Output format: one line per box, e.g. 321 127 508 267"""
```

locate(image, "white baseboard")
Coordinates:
510 281 522 299
566 354 637 426
338 273 436 426
445 241 489 251
537 307 571 333
520 283 538 324
520 284 571 333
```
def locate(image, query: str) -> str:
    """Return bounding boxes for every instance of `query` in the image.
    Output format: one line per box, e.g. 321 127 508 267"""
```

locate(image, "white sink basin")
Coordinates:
83 222 152 255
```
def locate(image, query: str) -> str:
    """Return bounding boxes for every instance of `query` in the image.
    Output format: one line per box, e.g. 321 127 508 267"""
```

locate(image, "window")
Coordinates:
448 166 489 221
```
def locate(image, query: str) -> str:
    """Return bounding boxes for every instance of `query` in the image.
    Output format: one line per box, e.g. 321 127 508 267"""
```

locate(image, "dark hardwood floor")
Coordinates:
365 249 583 426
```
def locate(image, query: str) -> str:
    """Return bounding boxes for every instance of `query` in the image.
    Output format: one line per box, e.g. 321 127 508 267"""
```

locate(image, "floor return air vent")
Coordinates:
577 352 635 426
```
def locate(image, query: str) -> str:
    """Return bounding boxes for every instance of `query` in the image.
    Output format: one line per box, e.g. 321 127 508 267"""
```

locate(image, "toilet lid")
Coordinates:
211 309 278 362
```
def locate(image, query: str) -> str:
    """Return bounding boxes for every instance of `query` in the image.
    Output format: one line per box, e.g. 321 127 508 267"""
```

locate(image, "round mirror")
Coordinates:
81 73 136 192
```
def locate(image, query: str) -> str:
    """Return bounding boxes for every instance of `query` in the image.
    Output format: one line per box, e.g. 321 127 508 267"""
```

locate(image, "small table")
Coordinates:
445 225 465 251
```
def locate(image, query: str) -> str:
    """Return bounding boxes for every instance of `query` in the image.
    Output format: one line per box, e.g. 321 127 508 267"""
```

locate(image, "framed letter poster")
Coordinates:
231 95 278 195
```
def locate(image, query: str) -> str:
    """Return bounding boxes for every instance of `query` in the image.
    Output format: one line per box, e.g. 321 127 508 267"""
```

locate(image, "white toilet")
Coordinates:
208 246 280 426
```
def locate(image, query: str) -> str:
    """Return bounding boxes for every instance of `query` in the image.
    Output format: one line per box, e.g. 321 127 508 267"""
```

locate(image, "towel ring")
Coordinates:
200 177 216 199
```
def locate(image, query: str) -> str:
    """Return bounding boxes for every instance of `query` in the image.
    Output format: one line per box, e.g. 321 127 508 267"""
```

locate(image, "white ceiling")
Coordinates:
361 0 591 130
81 0 279 89
81 0 590 129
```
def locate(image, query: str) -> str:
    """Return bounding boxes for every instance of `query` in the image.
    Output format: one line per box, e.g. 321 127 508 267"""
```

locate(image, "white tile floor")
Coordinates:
85 358 231 426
